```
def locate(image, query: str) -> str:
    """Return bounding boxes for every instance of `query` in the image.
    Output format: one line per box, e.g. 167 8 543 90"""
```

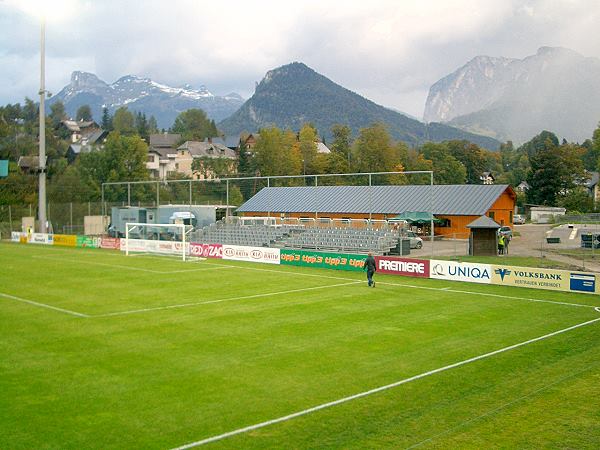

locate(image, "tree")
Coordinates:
352 123 400 173
445 140 487 184
135 112 149 141
525 132 586 205
49 101 67 129
253 127 300 177
557 187 594 213
171 109 218 142
76 104 93 122
147 115 159 135
77 132 149 197
101 107 112 131
111 107 135 135
298 124 318 174
419 142 466 184
329 124 352 172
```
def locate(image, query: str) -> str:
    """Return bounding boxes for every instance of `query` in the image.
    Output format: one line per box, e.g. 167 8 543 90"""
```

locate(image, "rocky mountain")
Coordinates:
48 71 244 129
424 47 600 144
218 62 501 150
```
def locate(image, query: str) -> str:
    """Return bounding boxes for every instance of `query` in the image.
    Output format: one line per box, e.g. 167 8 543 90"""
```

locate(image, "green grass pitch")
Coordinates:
1 242 599 449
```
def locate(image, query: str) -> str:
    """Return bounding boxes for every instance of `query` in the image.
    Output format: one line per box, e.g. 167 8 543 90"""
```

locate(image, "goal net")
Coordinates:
124 222 198 261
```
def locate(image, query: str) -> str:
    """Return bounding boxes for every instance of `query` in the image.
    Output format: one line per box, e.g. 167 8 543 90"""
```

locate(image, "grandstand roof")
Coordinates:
237 184 513 216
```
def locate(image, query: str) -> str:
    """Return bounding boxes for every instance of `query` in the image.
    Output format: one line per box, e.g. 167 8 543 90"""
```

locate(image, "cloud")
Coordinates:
0 0 599 117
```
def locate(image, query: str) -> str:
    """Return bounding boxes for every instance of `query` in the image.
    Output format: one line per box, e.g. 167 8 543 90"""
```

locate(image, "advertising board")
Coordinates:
491 264 598 294
280 249 365 271
221 245 280 264
76 236 99 248
53 234 77 247
189 243 223 259
11 232 25 242
29 233 53 245
430 260 492 284
99 237 121 250
375 256 429 278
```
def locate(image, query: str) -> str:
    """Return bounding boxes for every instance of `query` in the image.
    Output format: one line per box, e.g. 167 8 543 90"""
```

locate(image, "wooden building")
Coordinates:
237 184 516 237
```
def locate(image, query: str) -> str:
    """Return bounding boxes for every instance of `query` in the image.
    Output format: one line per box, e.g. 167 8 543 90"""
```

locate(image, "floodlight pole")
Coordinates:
38 18 47 233
430 171 434 258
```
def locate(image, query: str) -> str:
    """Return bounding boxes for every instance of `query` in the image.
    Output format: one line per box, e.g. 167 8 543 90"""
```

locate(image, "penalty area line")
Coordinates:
0 292 90 318
170 316 600 449
93 281 362 317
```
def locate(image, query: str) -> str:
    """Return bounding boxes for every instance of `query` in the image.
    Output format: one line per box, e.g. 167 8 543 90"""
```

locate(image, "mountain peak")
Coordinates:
424 47 600 143
219 63 500 149
48 71 244 129
69 71 107 89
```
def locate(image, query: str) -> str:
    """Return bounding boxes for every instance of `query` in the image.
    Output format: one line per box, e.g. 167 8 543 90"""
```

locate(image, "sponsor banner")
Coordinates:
119 238 188 255
189 242 223 259
491 264 599 294
222 245 280 265
11 232 25 242
99 237 121 250
76 236 99 248
29 233 53 245
569 273 596 293
53 234 77 247
430 260 492 284
280 249 365 271
375 256 429 278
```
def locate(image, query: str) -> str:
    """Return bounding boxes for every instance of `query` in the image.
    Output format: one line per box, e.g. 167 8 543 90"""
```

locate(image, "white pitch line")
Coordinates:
204 262 599 310
0 292 89 318
405 362 599 449
93 281 362 317
170 316 600 449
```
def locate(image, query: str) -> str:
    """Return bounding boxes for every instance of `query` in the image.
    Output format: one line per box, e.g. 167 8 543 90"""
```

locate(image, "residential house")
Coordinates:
60 119 100 143
210 136 241 151
584 171 600 204
480 171 495 185
177 140 237 179
17 155 46 174
516 180 530 192
146 133 182 179
66 129 109 163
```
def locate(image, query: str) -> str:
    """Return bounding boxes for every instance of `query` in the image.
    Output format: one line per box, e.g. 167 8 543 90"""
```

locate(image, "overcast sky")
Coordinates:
1 0 599 119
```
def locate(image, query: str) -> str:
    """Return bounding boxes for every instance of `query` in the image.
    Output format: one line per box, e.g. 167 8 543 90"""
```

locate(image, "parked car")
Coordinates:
498 226 513 238
513 214 526 225
405 230 423 249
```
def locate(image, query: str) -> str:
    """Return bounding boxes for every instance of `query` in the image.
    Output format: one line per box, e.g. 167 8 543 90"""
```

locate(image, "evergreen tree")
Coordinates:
135 112 149 141
101 107 113 131
525 132 586 205
147 115 159 135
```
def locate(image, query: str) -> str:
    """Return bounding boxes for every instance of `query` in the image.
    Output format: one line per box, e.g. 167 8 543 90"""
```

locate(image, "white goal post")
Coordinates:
125 222 195 261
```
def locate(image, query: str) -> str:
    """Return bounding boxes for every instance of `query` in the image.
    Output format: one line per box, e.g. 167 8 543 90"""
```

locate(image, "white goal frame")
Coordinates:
125 222 194 261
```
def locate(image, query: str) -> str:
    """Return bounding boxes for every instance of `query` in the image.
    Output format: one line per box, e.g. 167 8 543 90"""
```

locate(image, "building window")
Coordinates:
488 211 495 220
509 211 513 223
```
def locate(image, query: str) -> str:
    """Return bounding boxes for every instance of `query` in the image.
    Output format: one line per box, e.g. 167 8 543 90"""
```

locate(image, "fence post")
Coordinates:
8 205 12 233
70 202 73 232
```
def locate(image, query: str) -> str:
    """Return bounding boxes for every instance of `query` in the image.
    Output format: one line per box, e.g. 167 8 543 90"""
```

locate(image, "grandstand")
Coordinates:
191 216 404 254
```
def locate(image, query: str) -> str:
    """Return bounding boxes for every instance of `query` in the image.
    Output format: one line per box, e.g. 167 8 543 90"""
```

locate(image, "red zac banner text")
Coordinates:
375 256 430 278
189 243 223 258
